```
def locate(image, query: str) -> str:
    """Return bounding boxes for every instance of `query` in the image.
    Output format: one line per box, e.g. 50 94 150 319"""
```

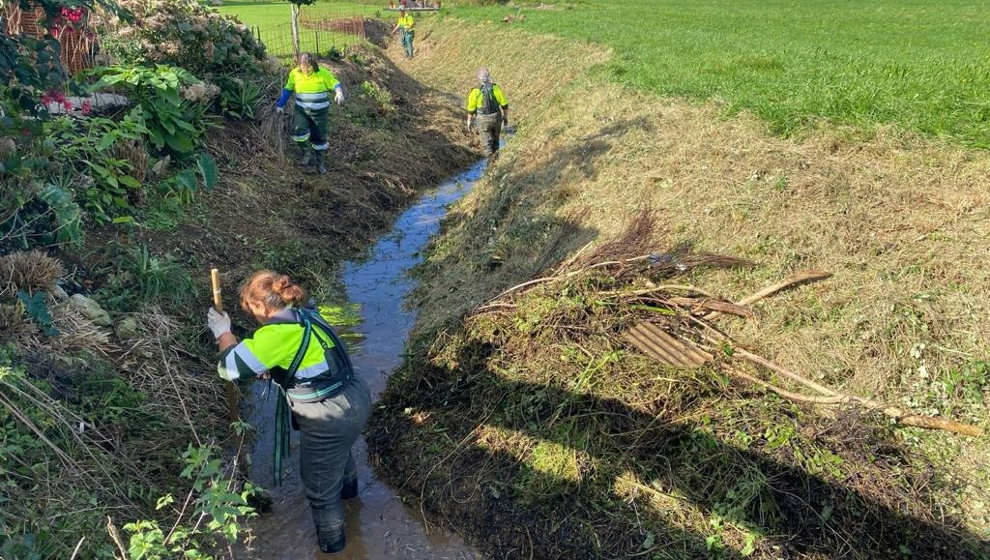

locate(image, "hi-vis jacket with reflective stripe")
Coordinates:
397 14 414 30
466 83 508 115
218 313 338 384
277 67 342 110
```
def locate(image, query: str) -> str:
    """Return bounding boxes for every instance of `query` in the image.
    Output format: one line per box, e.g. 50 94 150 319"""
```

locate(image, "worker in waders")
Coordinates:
391 9 415 58
466 67 509 165
276 52 344 174
207 271 371 554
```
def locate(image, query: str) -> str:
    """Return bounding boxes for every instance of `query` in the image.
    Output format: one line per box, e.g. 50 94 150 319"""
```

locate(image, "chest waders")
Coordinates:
477 83 503 157
270 308 355 485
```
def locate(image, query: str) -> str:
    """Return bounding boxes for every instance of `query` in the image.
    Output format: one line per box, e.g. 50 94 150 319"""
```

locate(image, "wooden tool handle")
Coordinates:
210 268 223 312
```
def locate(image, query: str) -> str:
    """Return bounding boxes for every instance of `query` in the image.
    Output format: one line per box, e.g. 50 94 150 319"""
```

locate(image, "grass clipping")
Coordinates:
370 234 989 558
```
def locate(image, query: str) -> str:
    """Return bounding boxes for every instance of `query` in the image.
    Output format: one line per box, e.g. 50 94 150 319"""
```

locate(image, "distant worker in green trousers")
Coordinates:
207 271 371 554
391 9 415 58
276 52 344 174
466 67 509 164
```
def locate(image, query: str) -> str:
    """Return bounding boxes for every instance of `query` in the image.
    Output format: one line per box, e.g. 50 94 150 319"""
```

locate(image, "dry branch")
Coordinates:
622 320 983 438
704 270 833 320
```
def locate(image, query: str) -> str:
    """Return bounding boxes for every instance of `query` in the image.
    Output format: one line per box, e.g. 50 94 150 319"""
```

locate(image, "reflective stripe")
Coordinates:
219 352 240 381
235 345 267 373
291 133 311 142
297 100 330 110
294 361 330 379
288 381 342 401
296 92 329 102
219 343 269 381
311 143 329 151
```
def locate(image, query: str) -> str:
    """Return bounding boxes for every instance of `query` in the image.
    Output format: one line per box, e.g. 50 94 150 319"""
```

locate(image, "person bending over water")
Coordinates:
207 271 371 553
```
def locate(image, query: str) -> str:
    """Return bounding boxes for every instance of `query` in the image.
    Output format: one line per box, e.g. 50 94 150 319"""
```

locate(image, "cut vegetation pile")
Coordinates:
368 19 990 560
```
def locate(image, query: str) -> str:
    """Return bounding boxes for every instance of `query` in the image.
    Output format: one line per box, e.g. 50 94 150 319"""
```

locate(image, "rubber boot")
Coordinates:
312 507 346 553
341 477 358 500
315 149 328 175
298 143 312 167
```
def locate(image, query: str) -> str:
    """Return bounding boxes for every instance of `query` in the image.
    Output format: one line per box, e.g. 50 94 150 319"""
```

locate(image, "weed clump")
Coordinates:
0 250 64 296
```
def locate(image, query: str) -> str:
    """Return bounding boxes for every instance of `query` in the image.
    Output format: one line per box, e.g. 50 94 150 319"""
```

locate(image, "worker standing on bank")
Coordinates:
207 271 371 554
391 9 415 58
466 67 509 164
276 52 344 174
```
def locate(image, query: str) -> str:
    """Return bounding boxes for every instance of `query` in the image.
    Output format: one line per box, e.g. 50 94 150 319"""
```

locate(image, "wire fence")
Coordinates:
250 15 376 59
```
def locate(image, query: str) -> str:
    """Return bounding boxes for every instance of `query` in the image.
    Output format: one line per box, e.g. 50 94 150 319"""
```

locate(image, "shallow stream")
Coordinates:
240 160 487 559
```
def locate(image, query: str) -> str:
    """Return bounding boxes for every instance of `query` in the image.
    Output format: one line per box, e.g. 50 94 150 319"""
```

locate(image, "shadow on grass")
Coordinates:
370 337 990 560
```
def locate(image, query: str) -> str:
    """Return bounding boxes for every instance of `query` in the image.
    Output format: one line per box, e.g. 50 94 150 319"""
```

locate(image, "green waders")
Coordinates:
291 102 330 174
477 112 502 159
401 29 415 58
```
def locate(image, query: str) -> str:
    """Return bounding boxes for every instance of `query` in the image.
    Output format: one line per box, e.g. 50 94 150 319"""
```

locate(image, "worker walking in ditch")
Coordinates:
391 9 415 58
207 271 371 554
466 67 509 164
276 52 344 174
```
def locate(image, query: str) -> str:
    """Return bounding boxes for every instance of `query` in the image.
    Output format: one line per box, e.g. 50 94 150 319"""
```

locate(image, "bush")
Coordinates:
99 0 268 79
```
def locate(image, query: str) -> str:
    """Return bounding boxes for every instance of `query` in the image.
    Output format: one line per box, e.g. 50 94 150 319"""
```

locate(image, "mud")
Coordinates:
238 159 488 559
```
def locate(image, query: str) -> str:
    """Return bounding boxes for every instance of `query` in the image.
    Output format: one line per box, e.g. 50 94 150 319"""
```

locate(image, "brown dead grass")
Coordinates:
372 18 990 554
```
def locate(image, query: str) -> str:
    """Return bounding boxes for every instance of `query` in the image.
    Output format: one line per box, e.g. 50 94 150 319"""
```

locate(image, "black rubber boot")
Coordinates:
341 478 358 500
313 508 346 553
315 149 328 175
298 144 312 167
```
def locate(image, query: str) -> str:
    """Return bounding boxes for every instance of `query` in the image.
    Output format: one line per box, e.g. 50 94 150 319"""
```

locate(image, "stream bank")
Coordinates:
367 18 990 560
240 160 487 559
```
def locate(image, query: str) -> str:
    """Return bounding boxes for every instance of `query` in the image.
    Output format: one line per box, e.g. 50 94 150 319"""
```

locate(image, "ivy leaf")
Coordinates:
17 290 57 336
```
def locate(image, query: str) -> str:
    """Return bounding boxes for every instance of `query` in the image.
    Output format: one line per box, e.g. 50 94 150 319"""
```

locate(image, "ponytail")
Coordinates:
240 270 308 314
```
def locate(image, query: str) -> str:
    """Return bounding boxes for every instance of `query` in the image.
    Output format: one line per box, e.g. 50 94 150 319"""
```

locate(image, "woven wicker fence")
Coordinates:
2 4 96 74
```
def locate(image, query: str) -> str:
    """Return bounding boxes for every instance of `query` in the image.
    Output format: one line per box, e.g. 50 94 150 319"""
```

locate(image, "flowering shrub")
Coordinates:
100 0 267 79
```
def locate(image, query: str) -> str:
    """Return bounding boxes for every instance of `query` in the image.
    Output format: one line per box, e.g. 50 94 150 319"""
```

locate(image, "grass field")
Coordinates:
217 1 387 56
449 0 990 148
366 19 990 560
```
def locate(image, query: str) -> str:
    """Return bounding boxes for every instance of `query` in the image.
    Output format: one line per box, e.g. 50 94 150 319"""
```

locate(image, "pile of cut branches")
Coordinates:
475 250 983 438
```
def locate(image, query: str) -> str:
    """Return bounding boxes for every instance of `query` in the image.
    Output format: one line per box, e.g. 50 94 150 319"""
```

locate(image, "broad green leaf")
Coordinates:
96 131 117 151
197 153 218 191
17 291 57 336
175 169 198 192
164 132 195 154
119 175 141 189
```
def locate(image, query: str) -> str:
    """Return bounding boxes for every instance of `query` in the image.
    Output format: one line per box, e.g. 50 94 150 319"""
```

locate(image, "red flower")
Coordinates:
81 100 92 114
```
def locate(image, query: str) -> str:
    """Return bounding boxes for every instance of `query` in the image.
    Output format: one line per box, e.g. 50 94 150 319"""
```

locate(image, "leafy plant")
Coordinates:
123 444 257 560
88 65 212 156
47 111 149 223
215 75 262 120
99 0 267 79
16 291 57 336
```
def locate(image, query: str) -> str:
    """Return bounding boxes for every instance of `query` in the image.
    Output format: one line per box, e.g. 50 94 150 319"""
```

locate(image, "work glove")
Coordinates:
334 90 344 105
207 307 231 339
276 106 284 114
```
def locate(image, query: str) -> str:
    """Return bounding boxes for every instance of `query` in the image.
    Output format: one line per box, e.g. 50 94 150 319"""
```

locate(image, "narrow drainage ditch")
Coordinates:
240 159 488 559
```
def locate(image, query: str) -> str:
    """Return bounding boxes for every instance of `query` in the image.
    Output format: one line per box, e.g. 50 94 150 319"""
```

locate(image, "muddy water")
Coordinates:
240 160 487 559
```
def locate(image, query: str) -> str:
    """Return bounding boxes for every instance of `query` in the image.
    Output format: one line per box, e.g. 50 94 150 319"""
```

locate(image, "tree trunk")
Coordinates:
290 3 300 58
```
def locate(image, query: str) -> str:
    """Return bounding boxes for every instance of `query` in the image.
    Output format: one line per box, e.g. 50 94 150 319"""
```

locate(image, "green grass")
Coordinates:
448 0 990 148
218 1 386 56
218 0 382 27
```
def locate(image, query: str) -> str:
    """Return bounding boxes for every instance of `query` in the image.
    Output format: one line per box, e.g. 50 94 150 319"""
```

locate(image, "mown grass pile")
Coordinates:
368 18 990 560
447 0 990 148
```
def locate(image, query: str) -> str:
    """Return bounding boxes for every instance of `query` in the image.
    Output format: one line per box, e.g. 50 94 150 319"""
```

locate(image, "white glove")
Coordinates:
207 308 231 339
334 89 344 105
276 106 284 114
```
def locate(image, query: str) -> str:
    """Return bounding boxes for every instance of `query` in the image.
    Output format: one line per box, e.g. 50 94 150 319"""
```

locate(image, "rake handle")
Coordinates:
210 268 223 312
